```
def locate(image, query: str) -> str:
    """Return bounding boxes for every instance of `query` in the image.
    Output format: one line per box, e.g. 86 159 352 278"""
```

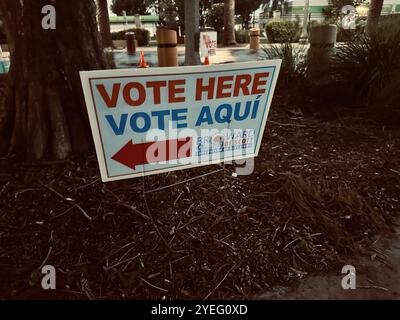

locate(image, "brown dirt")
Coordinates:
1 95 399 299
258 223 400 299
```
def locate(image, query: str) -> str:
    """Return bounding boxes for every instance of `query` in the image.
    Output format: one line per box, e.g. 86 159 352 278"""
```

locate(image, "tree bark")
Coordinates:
97 0 113 48
0 0 108 159
365 0 384 34
184 0 201 65
223 0 237 46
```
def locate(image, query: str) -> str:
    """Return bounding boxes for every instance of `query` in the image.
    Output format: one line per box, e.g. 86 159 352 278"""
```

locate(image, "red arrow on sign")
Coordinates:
111 137 193 170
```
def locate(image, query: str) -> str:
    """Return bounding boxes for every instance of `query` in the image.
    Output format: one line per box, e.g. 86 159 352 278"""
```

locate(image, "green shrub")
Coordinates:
235 30 250 44
331 15 400 122
262 42 307 88
266 20 301 43
335 17 366 42
111 28 150 46
336 28 354 42
262 15 400 123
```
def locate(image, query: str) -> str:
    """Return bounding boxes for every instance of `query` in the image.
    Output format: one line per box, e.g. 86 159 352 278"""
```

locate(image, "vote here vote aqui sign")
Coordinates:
80 60 281 182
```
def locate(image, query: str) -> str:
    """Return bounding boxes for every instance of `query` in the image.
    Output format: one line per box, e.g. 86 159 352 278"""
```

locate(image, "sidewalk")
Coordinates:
1 46 266 74
112 46 267 68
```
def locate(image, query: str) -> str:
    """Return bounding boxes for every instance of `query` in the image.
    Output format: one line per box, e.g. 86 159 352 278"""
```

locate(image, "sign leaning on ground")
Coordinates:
80 60 281 182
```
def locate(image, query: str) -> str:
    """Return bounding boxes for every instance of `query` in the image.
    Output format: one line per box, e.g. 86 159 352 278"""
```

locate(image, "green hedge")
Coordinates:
215 30 249 44
235 30 250 44
111 28 150 46
266 20 300 43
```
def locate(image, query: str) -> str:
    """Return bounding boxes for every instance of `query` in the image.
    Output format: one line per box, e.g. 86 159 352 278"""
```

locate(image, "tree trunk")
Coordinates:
97 0 113 48
0 0 108 159
184 0 201 65
223 0 236 46
365 0 384 34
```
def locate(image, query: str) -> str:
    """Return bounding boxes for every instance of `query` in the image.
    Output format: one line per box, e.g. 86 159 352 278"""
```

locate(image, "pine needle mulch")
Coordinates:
0 103 399 299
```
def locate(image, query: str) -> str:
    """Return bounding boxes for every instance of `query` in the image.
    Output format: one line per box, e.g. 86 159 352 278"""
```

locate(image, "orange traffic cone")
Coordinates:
138 51 149 68
203 56 210 65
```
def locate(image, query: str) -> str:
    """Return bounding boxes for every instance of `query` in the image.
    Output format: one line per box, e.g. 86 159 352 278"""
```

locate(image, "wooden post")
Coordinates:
249 28 260 51
126 32 137 55
307 24 337 83
156 28 178 67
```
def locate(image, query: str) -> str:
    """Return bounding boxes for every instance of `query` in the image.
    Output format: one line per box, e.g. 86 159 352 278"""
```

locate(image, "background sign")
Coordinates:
80 60 281 182
199 31 218 58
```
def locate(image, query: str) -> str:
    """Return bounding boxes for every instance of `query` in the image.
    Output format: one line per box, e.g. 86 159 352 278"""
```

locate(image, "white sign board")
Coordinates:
80 61 281 182
200 31 218 58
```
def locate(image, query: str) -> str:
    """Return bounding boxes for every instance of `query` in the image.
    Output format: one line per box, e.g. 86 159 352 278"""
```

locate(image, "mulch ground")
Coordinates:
1 94 399 299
